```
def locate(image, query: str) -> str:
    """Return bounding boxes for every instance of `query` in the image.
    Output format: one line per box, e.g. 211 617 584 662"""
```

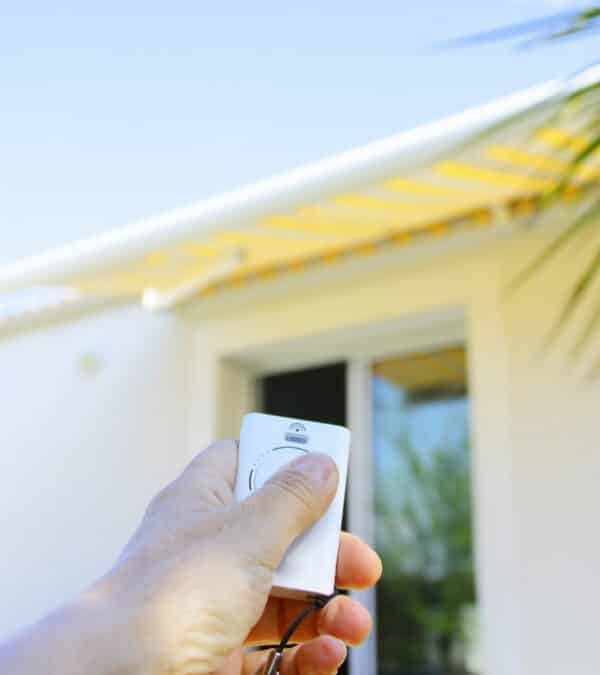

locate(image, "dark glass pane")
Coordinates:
373 347 480 675
262 362 346 424
261 362 349 675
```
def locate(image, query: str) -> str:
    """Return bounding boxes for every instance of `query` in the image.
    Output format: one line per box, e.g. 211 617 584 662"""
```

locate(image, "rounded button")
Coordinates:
249 446 308 491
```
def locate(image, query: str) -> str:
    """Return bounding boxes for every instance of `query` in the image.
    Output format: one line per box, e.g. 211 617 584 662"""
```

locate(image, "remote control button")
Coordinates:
250 446 308 491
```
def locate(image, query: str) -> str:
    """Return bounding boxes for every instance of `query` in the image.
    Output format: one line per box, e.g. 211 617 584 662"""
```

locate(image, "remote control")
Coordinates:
235 412 350 600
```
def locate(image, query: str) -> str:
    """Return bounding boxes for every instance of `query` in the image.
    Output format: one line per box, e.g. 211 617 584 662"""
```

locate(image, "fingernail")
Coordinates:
290 452 338 487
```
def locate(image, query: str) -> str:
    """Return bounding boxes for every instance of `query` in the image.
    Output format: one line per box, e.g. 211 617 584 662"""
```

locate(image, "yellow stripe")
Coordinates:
289 259 307 274
294 204 427 221
322 249 343 264
383 177 476 197
144 252 167 267
355 242 377 257
298 195 490 237
330 194 504 232
229 274 247 288
487 144 600 183
510 199 537 217
335 194 431 214
435 161 555 191
177 242 223 258
486 145 566 174
536 127 589 153
429 222 450 236
257 266 277 280
263 216 385 238
315 202 455 224
468 209 493 226
577 165 600 181
391 231 413 246
562 185 581 202
216 230 327 249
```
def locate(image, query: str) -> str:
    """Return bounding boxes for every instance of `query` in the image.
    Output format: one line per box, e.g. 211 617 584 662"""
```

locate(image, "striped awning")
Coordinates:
1 66 598 316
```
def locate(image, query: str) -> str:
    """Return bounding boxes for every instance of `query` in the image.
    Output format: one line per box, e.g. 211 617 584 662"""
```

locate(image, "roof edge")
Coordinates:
2 66 599 295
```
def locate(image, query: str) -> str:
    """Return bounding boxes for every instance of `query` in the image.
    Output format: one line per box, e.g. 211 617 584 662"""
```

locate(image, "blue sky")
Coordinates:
1 1 595 263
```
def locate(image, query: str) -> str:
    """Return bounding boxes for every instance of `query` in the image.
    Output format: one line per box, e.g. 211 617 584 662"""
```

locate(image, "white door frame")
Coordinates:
210 310 467 675
346 359 378 675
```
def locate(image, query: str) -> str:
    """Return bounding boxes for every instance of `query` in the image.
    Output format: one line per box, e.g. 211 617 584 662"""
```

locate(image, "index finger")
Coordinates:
336 532 382 590
245 532 381 646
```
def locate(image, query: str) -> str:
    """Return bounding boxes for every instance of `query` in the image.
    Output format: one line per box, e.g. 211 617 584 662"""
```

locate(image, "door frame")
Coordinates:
212 310 467 675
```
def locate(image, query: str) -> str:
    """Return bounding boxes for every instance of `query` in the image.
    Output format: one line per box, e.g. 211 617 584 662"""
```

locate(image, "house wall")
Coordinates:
497 234 600 675
185 223 600 675
0 305 192 640
1 223 598 675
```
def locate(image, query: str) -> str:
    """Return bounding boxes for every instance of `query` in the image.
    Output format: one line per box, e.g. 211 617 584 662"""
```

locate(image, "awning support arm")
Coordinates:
141 247 244 311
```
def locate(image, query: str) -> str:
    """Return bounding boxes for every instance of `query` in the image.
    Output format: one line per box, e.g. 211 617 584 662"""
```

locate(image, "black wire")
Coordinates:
275 590 340 654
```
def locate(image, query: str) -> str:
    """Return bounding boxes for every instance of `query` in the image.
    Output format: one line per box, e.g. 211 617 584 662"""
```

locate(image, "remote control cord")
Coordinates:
260 590 340 675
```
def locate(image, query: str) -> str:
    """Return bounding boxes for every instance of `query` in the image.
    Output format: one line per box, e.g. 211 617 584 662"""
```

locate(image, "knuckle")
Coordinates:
185 469 233 507
145 482 177 516
234 547 274 595
269 468 318 515
188 440 237 470
202 476 234 506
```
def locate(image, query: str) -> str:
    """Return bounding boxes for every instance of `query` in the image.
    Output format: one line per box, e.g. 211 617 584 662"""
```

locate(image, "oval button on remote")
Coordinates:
249 446 308 491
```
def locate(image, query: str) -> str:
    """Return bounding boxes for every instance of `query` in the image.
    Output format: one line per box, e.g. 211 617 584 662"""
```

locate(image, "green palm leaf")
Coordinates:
445 8 600 49
571 298 600 357
541 134 600 205
451 6 600 362
546 243 600 345
510 201 600 290
565 80 600 105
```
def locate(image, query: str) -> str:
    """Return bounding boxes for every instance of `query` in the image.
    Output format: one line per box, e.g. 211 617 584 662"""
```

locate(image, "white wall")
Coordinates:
0 305 192 639
184 222 600 675
2 223 598 674
498 233 600 675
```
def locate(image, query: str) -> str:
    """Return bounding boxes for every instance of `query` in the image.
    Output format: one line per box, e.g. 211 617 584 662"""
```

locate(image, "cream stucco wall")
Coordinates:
1 221 598 675
183 222 600 675
0 305 192 639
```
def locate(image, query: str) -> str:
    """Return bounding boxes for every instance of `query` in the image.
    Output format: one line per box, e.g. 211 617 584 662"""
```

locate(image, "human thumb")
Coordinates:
231 453 339 570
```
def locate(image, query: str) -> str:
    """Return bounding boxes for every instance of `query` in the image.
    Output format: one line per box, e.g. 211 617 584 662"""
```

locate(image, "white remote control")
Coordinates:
235 412 350 600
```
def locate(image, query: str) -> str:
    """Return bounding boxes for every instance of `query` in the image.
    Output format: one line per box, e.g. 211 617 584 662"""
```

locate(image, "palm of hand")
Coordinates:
113 441 380 675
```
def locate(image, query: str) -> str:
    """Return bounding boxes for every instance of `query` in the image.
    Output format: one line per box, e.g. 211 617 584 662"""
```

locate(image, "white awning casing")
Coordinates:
1 66 599 319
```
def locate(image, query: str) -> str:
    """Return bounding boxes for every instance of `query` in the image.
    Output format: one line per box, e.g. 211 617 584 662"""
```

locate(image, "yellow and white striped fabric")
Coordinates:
1 68 598 312
76 127 598 303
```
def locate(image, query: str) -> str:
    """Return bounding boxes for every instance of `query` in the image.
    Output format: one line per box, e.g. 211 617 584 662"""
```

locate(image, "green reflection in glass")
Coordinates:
373 368 479 675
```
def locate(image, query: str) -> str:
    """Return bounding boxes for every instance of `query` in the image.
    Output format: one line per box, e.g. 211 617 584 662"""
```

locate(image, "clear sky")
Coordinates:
1 1 596 263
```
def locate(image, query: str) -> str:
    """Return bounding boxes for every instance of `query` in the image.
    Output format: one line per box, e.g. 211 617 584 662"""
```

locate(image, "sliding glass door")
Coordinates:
252 345 480 675
372 347 480 675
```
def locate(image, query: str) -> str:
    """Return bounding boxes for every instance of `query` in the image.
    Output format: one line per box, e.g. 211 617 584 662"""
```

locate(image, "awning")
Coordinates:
1 66 599 318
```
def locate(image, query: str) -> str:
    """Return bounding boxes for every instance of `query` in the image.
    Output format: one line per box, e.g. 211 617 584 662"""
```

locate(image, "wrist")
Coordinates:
0 571 140 675
66 571 140 675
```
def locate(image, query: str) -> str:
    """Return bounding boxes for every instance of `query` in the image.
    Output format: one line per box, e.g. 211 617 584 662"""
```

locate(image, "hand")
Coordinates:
99 440 381 675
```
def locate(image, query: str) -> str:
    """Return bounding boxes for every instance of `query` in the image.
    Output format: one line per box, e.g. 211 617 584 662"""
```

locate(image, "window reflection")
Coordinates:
372 347 480 675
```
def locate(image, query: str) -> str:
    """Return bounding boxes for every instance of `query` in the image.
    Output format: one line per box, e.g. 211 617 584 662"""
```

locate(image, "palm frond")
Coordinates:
529 7 599 44
440 10 582 48
448 6 600 362
587 351 600 378
509 200 600 291
570 298 600 357
540 133 600 205
545 243 600 345
565 79 600 104
442 8 600 50
534 79 600 139
542 8 600 42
